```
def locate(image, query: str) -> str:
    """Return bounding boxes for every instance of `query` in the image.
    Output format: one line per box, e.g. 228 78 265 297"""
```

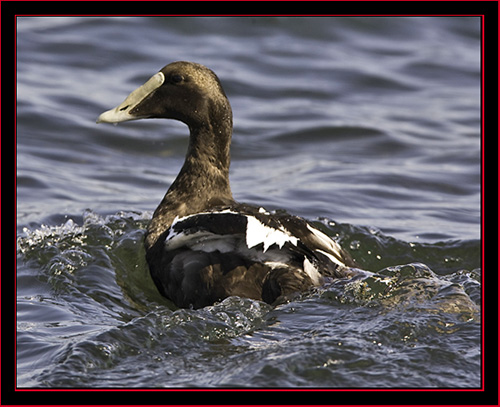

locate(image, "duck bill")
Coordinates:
96 72 165 124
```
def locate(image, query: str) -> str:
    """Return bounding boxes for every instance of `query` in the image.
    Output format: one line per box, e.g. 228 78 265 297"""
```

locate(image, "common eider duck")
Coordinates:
97 61 357 309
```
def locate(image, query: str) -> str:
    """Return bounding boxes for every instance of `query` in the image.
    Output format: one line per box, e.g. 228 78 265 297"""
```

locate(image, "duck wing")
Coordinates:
146 204 354 308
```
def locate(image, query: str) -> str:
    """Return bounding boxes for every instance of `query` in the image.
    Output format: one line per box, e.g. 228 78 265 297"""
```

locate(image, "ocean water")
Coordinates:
16 16 482 389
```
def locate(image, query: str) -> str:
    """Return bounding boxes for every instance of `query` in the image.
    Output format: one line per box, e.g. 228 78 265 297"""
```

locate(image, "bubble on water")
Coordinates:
349 240 360 250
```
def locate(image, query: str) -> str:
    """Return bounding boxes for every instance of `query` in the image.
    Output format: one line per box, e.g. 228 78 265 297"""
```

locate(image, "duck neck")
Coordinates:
145 118 234 250
175 122 233 200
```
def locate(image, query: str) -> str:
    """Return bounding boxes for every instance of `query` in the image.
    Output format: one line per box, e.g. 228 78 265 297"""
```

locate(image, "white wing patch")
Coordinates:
315 249 345 268
165 230 237 253
305 224 345 265
164 210 346 271
164 210 239 252
245 215 298 252
165 210 300 254
303 258 322 285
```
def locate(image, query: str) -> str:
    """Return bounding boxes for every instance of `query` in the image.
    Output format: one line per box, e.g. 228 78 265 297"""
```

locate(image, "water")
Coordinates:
16 16 481 388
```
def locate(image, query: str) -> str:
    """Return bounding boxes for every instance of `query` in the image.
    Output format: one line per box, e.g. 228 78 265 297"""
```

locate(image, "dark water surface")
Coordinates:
16 17 481 388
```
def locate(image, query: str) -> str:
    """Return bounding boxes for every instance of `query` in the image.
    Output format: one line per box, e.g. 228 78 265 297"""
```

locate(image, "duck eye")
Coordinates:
171 74 183 83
